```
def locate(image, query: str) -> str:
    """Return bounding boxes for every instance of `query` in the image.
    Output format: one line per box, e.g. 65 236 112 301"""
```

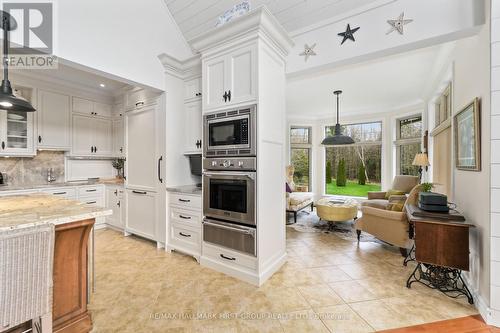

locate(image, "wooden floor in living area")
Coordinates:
380 315 500 333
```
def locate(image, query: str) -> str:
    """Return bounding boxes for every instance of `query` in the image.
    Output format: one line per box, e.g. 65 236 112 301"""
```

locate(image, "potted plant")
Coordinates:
421 182 434 192
112 158 125 179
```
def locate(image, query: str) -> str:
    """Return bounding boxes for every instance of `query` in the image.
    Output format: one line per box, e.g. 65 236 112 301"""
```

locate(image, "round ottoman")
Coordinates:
316 198 359 223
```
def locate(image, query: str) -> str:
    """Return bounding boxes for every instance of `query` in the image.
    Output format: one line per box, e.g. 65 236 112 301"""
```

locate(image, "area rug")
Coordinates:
288 210 381 243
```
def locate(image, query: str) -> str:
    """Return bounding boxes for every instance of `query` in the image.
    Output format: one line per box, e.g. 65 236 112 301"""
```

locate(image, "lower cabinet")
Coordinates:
105 186 125 230
167 192 202 260
126 189 157 241
78 185 106 228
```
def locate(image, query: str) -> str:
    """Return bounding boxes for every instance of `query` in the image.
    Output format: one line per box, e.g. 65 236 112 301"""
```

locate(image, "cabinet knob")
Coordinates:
38 135 42 143
223 91 228 102
1 141 4 150
227 90 231 102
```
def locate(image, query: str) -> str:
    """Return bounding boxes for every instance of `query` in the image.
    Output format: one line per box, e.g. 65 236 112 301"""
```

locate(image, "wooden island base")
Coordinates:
53 219 95 333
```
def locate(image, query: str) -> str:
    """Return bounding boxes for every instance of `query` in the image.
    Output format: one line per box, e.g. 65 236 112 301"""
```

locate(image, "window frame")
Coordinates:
290 126 313 191
394 114 423 176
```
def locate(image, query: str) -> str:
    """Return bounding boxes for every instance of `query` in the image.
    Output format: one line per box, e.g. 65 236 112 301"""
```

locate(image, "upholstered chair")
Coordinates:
363 175 419 210
285 165 314 224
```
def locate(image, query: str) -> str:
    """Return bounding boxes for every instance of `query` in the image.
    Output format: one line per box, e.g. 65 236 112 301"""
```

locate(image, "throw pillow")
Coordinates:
385 189 405 200
286 182 293 193
387 202 404 211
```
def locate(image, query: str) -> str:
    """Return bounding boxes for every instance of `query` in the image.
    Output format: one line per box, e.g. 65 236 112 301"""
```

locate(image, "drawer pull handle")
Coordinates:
86 201 97 205
179 232 191 238
179 215 191 220
86 189 97 192
178 199 191 203
133 190 147 195
53 192 67 195
220 254 236 261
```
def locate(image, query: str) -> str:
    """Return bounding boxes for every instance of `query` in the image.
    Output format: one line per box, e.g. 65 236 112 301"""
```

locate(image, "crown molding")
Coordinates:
188 6 294 58
158 53 201 80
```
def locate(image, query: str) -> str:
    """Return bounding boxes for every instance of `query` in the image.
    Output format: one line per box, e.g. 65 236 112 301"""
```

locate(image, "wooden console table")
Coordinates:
405 204 474 304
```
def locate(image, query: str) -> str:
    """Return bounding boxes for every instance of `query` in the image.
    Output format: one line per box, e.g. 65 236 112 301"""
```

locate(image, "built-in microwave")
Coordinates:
203 105 256 157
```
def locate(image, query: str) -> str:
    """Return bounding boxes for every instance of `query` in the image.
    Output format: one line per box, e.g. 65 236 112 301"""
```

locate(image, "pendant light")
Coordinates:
321 90 354 145
0 11 36 112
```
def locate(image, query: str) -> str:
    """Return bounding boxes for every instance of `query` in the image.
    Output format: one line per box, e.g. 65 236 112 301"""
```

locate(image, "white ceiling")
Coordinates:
165 0 381 41
286 44 447 119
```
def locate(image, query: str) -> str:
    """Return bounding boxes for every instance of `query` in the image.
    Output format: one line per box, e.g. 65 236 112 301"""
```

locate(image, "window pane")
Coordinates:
399 116 422 139
325 122 382 143
324 145 382 197
291 148 310 191
290 127 310 144
400 143 421 176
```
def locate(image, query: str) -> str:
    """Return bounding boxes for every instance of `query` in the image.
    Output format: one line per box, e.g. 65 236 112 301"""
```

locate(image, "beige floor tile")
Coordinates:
381 295 448 325
263 287 311 313
279 309 330 333
328 280 378 303
349 299 415 330
315 304 374 332
309 266 353 283
298 284 344 308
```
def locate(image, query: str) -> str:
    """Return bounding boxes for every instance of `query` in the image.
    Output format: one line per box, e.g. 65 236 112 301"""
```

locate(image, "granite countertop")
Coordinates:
166 184 202 195
0 178 125 192
0 194 112 231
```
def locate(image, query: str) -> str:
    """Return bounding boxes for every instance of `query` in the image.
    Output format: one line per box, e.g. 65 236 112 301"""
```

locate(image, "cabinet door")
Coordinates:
112 118 125 157
126 107 157 191
93 118 113 156
1 111 34 155
93 102 112 118
126 189 156 240
203 57 226 111
105 187 121 228
72 97 93 116
184 77 201 101
72 114 94 156
38 90 70 149
226 45 257 106
184 101 202 153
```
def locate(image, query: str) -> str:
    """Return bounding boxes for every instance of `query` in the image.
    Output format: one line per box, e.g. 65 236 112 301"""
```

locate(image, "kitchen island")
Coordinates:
0 194 112 333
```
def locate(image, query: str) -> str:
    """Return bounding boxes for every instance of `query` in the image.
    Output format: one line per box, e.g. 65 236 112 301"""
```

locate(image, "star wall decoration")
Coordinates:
299 43 317 62
386 12 413 35
338 24 360 45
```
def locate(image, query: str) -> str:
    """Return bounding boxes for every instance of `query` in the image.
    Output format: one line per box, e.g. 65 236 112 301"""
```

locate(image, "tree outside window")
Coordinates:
290 127 312 191
395 115 422 176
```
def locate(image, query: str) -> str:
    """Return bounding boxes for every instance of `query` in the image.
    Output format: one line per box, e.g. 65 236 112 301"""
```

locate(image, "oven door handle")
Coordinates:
203 172 255 180
203 220 255 236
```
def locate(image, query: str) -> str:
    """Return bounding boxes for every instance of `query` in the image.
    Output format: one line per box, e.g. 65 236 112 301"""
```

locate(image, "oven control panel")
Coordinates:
203 157 256 171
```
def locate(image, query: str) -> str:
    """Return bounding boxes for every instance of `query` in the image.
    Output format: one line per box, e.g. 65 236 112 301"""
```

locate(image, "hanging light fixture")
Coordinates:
0 11 35 112
321 90 354 145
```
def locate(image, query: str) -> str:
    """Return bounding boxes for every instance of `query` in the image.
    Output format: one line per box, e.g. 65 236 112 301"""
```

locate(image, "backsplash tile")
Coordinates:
0 151 65 186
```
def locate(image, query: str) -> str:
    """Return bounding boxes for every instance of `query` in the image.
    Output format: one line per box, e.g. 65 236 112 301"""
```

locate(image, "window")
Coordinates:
324 122 382 197
290 127 312 191
395 115 422 176
435 84 451 126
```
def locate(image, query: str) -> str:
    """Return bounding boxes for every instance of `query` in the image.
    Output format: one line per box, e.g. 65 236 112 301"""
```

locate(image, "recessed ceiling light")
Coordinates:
99 83 106 88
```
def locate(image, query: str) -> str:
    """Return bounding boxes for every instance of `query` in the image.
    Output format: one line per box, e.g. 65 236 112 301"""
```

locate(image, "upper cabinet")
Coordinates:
0 87 35 156
125 88 160 111
71 114 112 157
184 77 202 102
72 97 112 118
37 90 71 150
112 118 125 157
184 100 202 154
202 44 257 112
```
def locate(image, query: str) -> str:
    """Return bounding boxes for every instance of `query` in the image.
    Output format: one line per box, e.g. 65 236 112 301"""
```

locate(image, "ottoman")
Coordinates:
316 198 359 223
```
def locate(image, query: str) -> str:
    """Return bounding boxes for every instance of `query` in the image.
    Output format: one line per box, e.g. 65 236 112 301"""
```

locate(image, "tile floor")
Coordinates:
89 219 477 333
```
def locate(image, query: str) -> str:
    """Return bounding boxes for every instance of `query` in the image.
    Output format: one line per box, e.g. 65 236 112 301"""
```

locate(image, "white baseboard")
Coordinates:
462 275 496 327
488 308 500 327
200 255 260 285
258 252 287 284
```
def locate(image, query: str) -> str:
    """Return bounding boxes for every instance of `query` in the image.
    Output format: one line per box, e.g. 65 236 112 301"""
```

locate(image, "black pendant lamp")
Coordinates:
321 90 354 145
0 11 36 112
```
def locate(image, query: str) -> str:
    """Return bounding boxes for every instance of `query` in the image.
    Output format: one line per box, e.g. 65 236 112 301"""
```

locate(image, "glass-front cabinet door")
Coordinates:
0 109 35 156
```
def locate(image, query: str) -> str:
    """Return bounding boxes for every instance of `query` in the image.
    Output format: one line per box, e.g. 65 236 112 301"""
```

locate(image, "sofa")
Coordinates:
286 165 314 224
355 184 422 256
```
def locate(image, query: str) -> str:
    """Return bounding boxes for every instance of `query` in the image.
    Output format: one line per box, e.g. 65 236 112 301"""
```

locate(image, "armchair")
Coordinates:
285 165 314 224
364 175 419 210
355 184 422 256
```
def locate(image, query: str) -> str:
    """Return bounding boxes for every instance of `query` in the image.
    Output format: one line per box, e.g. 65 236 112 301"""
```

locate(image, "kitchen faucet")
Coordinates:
47 168 56 183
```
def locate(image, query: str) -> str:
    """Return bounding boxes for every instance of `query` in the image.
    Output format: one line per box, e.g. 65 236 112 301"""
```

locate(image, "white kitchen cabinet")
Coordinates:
202 44 257 111
37 90 71 149
71 114 112 157
106 186 124 229
72 97 93 116
125 106 157 191
125 88 160 111
184 77 202 102
93 102 112 118
112 118 125 157
126 189 157 240
0 110 35 156
113 103 124 118
184 100 202 154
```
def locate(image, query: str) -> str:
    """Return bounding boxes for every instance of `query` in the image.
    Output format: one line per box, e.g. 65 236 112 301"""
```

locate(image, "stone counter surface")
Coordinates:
0 194 112 231
0 177 125 192
166 184 202 195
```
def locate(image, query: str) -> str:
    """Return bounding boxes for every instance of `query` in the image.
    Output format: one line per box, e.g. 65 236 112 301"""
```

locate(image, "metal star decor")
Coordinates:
299 43 317 62
386 12 413 35
338 24 360 45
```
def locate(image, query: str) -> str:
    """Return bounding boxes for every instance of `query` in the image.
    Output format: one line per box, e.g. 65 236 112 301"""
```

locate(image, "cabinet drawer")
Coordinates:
170 222 200 252
170 207 201 227
170 193 201 210
78 186 103 197
202 242 257 271
41 188 77 199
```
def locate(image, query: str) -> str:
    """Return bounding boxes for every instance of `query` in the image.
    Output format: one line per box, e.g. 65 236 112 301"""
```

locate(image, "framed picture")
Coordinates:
454 98 481 171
